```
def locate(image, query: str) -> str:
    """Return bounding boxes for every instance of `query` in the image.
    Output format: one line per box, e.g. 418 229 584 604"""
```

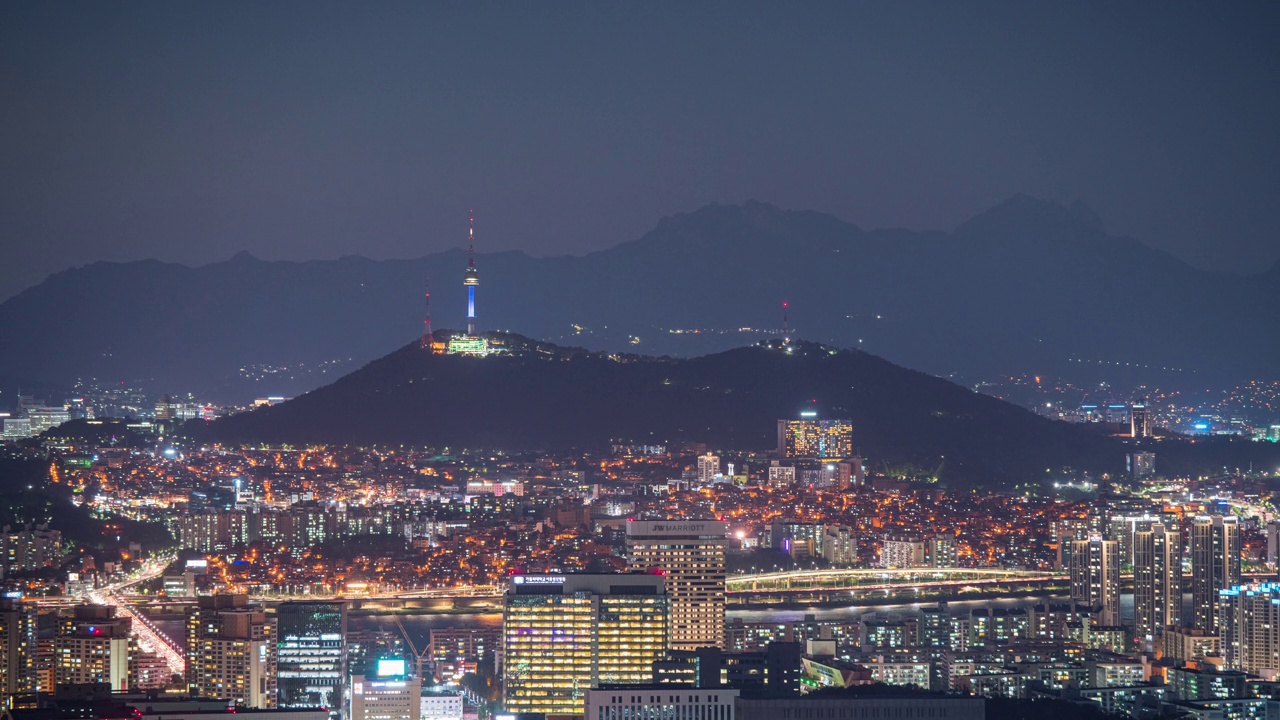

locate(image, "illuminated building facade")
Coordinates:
186 595 277 708
351 658 421 720
777 416 853 459
277 601 346 711
1134 522 1181 642
1218 583 1280 676
502 573 668 716
880 535 926 569
626 520 727 650
0 598 35 708
1192 515 1241 634
1070 536 1120 626
55 605 134 691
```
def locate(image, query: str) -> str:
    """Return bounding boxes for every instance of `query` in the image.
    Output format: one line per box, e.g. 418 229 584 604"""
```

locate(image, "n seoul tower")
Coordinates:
463 212 479 336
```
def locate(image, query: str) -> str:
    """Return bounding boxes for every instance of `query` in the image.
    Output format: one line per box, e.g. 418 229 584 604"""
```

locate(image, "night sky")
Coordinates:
3 1 1278 301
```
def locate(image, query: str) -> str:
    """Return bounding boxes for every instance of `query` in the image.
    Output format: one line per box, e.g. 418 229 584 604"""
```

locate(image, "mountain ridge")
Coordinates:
2 196 1276 401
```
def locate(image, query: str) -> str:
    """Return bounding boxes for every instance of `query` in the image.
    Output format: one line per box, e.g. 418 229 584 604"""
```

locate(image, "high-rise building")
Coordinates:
186 595 277 708
880 535 926 569
1127 452 1156 479
1130 405 1152 438
0 598 35 708
55 605 135 691
1267 521 1280 568
822 526 856 566
626 520 726 651
777 416 853 459
502 573 669 717
351 658 421 720
1134 522 1182 641
1218 582 1280 676
926 535 958 568
428 627 500 684
1192 515 1241 634
1070 536 1120 626
277 601 347 711
696 454 720 484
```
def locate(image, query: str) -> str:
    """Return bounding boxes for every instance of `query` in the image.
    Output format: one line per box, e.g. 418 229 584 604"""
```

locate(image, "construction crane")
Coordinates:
392 614 432 680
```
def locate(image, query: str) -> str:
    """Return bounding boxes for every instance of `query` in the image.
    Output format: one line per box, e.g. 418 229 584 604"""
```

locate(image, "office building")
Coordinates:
55 605 135 691
1070 536 1120 626
585 687 738 720
419 691 463 720
1130 405 1152 438
777 416 853 459
502 573 669 716
0 598 35 708
277 601 346 711
1192 515 1241 634
626 520 726 650
351 658 420 720
1134 522 1182 642
880 535 926 569
186 594 277 708
1218 582 1280 677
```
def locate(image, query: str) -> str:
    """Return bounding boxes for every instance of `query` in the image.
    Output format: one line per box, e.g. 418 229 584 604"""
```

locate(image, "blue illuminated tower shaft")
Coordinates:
467 285 476 335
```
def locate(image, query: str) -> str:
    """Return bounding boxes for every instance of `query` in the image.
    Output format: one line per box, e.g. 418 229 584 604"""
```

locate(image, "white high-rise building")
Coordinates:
1218 582 1280 676
1192 515 1241 634
880 536 926 569
696 453 721 483
1070 536 1120 626
627 520 726 650
1134 522 1181 642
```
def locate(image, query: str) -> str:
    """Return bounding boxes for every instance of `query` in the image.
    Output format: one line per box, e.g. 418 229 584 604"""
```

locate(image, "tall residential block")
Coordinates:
186 594 277 708
1070 536 1120 626
1192 515 1241 634
1134 522 1182 641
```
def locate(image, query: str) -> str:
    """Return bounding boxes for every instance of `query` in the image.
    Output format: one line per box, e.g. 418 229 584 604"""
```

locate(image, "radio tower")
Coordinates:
463 211 479 336
782 300 790 343
420 281 434 350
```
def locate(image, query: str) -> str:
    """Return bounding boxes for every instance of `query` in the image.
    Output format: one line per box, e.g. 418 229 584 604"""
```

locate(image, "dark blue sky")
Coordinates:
2 1 1278 300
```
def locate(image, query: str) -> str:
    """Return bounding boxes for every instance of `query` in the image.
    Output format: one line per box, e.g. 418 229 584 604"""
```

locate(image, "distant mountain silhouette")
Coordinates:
1 196 1275 400
190 332 1130 485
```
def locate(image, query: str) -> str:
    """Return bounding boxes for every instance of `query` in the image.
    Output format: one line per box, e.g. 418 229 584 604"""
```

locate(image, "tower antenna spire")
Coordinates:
420 280 434 350
782 301 790 343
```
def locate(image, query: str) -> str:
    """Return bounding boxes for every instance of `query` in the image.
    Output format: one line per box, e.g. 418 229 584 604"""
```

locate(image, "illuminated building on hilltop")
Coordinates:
464 213 479 337
626 520 726 651
502 573 668 717
777 413 853 459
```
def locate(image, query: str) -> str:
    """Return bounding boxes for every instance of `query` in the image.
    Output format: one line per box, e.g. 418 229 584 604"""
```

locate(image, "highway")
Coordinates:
84 554 186 676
